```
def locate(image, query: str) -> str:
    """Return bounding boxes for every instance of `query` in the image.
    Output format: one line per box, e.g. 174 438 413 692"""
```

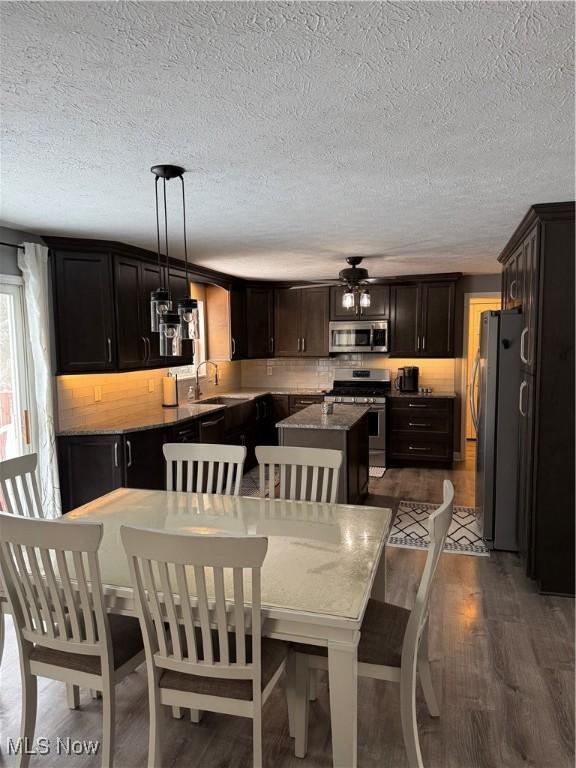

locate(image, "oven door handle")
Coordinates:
369 325 374 351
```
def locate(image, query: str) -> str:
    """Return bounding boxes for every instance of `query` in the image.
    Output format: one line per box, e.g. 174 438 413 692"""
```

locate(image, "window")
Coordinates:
169 299 206 378
0 277 32 461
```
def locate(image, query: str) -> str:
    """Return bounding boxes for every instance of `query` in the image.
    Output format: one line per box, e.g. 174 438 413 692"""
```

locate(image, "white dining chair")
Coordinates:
163 443 247 495
0 455 45 677
255 445 343 503
289 479 455 768
120 527 289 768
0 513 145 768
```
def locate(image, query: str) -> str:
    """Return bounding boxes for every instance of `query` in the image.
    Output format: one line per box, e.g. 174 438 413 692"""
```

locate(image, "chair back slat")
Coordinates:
121 527 267 682
402 480 455 659
0 513 110 661
255 446 343 503
0 454 45 518
163 444 246 497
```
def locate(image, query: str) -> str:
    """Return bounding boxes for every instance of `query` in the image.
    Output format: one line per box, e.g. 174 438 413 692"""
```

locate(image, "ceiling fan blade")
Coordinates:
289 281 340 289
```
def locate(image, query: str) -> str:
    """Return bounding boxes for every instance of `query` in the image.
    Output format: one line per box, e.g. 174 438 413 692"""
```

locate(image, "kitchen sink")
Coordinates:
200 397 250 406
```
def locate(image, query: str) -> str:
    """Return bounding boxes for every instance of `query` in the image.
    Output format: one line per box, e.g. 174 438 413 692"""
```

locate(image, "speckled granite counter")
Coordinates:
204 387 326 398
57 403 225 436
276 404 370 431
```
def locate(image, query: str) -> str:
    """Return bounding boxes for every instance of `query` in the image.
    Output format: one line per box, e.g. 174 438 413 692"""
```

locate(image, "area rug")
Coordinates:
388 500 489 556
368 466 386 478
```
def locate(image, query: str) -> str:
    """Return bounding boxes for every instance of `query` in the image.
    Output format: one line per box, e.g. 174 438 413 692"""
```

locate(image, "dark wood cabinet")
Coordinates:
499 202 574 595
289 394 325 414
115 256 147 369
229 286 247 360
124 428 167 491
58 434 123 512
390 284 419 356
390 280 456 357
53 251 116 373
387 397 454 468
246 286 274 358
419 281 455 357
330 284 390 320
275 288 329 357
140 261 165 366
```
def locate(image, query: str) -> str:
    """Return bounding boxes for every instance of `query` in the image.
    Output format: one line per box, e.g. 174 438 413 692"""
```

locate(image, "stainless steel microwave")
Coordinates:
329 321 389 354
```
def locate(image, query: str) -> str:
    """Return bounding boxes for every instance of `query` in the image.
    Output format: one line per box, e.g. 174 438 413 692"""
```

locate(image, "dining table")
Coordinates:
10 487 392 767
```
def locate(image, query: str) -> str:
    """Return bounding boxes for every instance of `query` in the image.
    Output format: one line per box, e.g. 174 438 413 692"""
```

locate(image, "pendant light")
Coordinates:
360 288 371 308
342 288 355 309
176 173 198 340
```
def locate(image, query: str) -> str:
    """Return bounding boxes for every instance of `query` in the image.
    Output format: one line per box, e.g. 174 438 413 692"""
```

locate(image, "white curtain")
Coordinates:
18 244 61 518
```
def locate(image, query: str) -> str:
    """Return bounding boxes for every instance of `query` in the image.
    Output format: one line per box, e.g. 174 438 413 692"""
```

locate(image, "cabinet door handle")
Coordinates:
510 279 519 301
126 440 133 467
416 336 420 352
409 422 431 427
297 337 301 352
408 446 431 452
408 403 428 408
114 442 119 467
146 337 151 361
141 336 147 362
301 337 306 353
519 381 528 416
520 327 528 364
269 337 274 355
422 336 426 351
107 337 112 363
231 337 236 357
202 416 225 428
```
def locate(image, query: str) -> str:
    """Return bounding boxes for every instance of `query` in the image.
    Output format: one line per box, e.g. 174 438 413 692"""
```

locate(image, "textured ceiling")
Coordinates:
0 1 574 280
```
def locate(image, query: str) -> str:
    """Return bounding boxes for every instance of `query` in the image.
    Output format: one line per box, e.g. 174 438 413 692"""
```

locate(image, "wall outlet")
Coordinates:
94 386 102 402
148 379 155 393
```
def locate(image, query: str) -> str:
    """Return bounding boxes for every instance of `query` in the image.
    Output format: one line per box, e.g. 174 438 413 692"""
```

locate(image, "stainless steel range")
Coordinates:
325 368 391 467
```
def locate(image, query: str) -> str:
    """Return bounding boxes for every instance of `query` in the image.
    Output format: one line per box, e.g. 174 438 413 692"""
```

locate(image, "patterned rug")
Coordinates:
388 500 489 556
369 466 386 478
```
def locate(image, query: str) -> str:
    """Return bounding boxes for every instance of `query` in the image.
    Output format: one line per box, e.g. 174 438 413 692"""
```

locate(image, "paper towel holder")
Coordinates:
162 372 179 408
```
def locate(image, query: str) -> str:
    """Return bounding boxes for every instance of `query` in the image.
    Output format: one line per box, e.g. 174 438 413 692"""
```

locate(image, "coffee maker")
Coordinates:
395 366 419 392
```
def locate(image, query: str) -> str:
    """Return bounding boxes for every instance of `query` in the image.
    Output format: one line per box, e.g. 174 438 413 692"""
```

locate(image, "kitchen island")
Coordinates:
276 404 370 504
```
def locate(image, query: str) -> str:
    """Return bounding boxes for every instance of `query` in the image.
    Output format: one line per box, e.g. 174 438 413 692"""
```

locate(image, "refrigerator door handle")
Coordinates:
520 327 528 364
470 350 481 433
519 380 528 416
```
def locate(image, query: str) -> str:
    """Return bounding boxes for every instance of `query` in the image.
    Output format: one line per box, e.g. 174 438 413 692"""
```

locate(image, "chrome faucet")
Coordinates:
189 360 219 401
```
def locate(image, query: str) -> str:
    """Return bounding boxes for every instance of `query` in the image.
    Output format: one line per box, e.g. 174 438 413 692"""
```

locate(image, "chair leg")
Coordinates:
101 679 115 768
308 668 318 701
294 654 310 759
171 706 183 719
190 709 203 723
19 662 37 768
147 677 163 768
252 706 263 768
418 632 440 717
400 655 424 768
285 652 296 739
66 684 80 709
91 689 102 700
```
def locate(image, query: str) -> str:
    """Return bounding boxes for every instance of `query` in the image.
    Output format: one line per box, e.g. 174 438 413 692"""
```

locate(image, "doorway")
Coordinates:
463 294 501 444
0 277 32 462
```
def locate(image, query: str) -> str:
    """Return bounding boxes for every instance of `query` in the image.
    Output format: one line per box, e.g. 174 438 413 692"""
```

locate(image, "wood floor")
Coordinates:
0 448 573 768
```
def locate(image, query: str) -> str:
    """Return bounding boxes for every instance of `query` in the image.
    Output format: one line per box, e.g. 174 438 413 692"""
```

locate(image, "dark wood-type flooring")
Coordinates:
0 444 573 767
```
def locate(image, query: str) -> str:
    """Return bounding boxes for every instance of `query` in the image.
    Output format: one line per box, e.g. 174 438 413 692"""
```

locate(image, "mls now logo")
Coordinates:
7 737 100 756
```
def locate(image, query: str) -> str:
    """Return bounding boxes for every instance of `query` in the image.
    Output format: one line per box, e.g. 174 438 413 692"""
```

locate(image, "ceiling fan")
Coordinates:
290 256 379 310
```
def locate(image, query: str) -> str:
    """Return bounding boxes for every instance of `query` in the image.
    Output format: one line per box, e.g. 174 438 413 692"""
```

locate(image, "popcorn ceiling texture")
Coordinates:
1 2 573 279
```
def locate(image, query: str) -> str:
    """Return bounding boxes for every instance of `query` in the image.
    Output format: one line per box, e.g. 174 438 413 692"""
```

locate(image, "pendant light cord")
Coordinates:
163 177 170 295
180 174 189 283
154 176 163 287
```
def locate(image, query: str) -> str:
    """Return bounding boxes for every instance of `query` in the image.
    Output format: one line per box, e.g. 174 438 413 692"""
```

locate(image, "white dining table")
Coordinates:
57 488 392 767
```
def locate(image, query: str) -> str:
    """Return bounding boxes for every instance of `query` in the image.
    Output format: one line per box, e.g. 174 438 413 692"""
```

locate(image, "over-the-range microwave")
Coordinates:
329 320 389 354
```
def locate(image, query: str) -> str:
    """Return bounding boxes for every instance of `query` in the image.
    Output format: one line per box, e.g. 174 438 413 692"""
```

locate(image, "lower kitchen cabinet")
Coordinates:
387 396 454 468
58 434 124 512
289 394 325 414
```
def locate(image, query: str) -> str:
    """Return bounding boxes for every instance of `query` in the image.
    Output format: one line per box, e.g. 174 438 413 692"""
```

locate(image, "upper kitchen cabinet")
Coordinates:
204 283 247 361
275 287 329 357
419 281 455 357
114 255 148 369
246 285 274 358
330 284 390 320
390 277 457 358
52 250 116 373
389 283 419 356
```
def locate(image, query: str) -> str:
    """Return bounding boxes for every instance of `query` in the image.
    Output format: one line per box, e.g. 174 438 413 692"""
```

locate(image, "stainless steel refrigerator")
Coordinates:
471 310 523 550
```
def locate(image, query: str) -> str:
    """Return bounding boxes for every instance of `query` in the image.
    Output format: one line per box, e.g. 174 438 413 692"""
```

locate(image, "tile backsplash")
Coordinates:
57 362 240 432
57 356 454 431
240 356 456 393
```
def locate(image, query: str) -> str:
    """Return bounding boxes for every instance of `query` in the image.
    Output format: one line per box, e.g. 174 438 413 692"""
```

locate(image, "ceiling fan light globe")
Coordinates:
360 289 371 308
342 290 355 309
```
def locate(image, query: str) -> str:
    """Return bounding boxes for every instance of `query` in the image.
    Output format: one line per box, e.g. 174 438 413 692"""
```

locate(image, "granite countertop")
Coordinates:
57 403 226 436
387 391 457 398
276 404 371 431
210 387 326 398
